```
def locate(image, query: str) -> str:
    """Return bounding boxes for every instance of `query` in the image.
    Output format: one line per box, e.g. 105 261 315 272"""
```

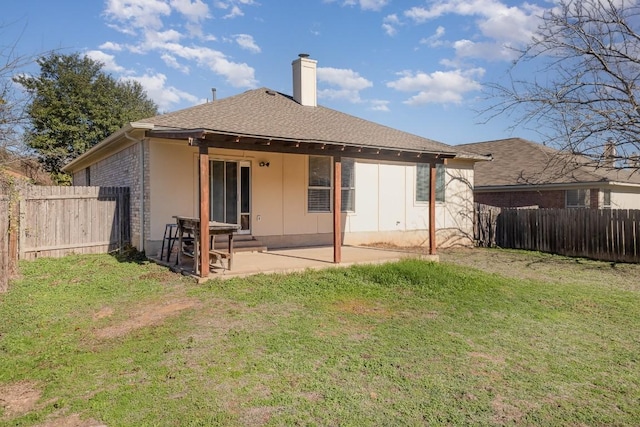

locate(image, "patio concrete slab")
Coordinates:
201 245 438 281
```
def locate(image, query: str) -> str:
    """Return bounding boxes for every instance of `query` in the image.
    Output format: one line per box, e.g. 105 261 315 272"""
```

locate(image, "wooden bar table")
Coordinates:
173 216 240 274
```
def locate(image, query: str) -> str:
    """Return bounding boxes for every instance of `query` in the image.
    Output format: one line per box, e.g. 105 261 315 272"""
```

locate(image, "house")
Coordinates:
458 138 640 209
63 54 487 277
0 149 53 188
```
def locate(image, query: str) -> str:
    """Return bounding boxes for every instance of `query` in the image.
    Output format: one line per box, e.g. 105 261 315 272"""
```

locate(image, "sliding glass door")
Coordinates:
210 160 251 234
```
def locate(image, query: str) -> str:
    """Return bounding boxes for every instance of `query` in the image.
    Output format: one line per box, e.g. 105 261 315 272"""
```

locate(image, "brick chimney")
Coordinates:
292 53 317 107
603 139 617 168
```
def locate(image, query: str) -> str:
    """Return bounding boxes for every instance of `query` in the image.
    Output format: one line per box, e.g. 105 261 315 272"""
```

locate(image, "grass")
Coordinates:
0 250 639 425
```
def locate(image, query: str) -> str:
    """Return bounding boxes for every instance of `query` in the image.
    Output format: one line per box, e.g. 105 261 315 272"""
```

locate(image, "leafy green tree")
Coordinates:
14 53 158 183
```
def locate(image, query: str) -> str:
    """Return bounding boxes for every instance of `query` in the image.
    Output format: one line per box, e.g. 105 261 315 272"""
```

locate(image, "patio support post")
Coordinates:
198 143 210 278
429 161 437 255
333 156 342 263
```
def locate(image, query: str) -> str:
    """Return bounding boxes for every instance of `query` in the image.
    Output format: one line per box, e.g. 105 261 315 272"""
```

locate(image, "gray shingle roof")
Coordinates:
141 88 462 155
459 138 640 187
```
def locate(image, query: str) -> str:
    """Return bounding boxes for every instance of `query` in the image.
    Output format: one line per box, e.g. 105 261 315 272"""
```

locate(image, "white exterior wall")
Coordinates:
146 140 476 253
610 186 640 209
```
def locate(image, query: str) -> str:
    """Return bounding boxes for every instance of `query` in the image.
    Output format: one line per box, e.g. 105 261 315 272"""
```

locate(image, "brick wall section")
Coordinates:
476 189 566 208
74 142 145 248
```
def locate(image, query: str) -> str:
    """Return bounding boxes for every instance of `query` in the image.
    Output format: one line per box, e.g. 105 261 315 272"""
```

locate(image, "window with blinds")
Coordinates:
416 163 446 203
308 156 332 212
307 156 355 212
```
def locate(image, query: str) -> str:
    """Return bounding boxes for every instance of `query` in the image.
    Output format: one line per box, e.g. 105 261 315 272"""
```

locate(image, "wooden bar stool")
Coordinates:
160 223 178 262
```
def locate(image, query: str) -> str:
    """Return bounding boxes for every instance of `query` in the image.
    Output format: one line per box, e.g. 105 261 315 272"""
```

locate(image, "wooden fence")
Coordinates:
0 186 130 272
475 204 640 263
1 196 9 292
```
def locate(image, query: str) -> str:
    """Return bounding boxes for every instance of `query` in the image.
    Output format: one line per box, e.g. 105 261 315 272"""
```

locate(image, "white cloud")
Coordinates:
382 14 401 36
326 0 388 11
387 68 484 105
420 26 446 47
370 99 390 112
215 0 255 18
155 42 257 87
161 54 190 73
101 0 258 88
99 41 124 51
124 72 200 110
170 0 210 22
402 0 544 61
317 67 373 103
104 0 171 31
453 39 518 61
359 0 389 11
85 50 127 73
318 67 372 91
234 34 261 53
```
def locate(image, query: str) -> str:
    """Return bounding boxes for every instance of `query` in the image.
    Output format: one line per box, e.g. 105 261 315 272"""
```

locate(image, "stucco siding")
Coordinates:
610 186 640 209
143 142 476 251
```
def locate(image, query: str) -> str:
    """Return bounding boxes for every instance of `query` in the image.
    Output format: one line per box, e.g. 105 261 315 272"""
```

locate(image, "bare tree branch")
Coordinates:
483 0 640 172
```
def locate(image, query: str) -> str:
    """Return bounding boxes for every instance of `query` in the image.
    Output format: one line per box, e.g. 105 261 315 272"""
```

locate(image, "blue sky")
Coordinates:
3 0 551 146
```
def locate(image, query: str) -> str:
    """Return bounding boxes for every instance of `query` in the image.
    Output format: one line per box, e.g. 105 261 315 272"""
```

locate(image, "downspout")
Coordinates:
124 131 145 252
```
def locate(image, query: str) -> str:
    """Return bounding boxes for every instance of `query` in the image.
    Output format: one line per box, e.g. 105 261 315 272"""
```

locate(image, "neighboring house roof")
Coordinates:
458 138 640 189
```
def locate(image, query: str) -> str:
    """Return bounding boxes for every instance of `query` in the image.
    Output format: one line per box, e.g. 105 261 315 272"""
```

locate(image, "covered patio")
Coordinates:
152 244 438 281
146 128 448 280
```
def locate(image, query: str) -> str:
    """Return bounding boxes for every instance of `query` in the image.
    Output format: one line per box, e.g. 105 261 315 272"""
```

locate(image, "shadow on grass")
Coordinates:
109 245 149 265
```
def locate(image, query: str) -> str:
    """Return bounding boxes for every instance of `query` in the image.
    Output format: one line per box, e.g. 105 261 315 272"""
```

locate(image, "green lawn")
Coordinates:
0 250 638 426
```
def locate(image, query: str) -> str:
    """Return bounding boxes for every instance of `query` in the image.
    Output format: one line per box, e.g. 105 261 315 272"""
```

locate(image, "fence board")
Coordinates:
475 204 640 263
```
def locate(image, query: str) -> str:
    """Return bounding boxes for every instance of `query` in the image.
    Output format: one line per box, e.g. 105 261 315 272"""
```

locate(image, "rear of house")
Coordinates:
64 55 485 257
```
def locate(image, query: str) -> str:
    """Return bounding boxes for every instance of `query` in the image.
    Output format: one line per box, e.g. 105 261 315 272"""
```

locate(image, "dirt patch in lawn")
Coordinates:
93 295 201 340
37 413 106 427
439 247 640 291
0 381 41 420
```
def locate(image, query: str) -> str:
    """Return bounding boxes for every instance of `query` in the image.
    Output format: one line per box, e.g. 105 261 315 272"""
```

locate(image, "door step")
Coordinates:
213 235 267 253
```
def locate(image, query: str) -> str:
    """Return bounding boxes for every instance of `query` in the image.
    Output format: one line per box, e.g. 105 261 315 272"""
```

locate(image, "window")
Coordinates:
308 156 332 212
307 156 355 212
416 163 446 203
85 167 90 186
603 189 611 208
341 158 355 212
566 189 589 208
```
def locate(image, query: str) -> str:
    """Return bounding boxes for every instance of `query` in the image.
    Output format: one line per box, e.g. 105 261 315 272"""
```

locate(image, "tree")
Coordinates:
0 25 32 167
485 0 640 171
14 53 158 183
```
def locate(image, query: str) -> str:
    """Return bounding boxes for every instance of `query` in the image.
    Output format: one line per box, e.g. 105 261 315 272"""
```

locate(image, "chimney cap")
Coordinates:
298 53 310 58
